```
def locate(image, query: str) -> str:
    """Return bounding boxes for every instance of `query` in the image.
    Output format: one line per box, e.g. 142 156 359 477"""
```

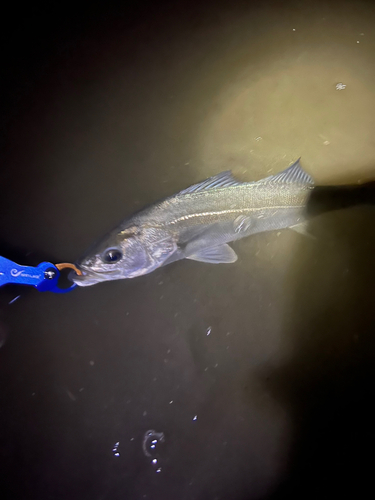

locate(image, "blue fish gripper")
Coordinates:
0 256 79 293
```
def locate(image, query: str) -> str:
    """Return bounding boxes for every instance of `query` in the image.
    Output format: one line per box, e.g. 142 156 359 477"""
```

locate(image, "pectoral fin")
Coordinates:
186 244 238 264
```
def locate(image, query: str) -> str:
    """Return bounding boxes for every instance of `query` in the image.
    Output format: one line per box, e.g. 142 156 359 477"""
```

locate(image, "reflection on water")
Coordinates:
0 0 375 499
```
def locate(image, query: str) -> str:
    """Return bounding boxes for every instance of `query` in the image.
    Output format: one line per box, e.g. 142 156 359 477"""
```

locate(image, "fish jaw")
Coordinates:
70 267 124 286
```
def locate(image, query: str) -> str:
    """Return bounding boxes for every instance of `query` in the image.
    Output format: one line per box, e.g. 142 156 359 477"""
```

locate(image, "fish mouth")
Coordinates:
69 265 121 287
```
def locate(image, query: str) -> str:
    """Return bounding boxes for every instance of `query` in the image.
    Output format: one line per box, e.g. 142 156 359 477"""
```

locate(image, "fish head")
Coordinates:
71 225 177 287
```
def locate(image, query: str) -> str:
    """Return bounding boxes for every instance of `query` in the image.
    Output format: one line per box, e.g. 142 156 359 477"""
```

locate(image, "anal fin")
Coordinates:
289 221 315 239
186 244 238 264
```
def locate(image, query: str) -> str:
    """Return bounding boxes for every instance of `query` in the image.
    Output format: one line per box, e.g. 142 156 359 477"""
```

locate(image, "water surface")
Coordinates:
1 1 375 499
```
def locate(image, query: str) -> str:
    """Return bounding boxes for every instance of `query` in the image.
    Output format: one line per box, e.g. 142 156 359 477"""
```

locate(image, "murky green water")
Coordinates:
1 1 375 498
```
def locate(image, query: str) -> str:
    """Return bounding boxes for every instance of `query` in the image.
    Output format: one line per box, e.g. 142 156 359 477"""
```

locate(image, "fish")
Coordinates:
71 159 314 287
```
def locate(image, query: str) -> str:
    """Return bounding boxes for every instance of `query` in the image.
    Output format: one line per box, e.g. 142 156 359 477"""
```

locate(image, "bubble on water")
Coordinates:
143 430 165 472
142 430 165 458
335 82 346 90
192 415 198 421
112 441 120 457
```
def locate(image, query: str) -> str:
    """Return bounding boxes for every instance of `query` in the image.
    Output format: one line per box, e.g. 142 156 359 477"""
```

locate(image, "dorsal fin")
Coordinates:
178 159 313 195
259 159 314 186
179 171 243 195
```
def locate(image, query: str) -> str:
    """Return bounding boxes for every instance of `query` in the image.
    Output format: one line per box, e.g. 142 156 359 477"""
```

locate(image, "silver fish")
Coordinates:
72 159 314 287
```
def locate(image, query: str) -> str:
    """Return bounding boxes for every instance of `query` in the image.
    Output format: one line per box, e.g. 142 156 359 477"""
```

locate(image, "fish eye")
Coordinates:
102 249 123 263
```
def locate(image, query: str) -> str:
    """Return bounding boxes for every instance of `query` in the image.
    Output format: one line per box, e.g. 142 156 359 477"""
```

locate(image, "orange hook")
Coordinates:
55 263 82 276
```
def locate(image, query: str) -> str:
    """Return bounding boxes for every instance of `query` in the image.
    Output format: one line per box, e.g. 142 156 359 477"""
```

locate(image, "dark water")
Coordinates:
1 1 375 499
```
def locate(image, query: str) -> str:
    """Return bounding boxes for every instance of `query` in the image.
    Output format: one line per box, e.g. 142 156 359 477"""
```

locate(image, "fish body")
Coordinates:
73 159 314 286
